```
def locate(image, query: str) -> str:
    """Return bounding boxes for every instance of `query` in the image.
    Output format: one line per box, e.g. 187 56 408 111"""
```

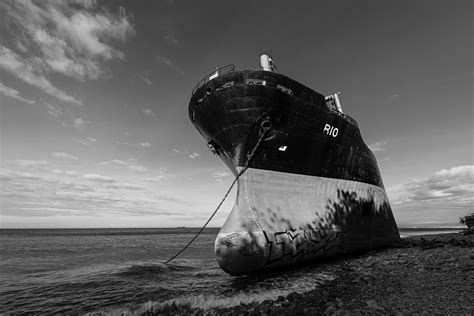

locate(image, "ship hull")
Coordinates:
189 69 400 275
215 167 399 275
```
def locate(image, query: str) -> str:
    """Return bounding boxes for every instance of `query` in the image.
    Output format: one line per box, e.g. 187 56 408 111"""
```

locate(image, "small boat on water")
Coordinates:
188 54 400 275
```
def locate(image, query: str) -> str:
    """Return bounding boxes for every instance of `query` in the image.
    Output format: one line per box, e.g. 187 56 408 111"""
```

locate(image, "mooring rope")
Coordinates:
164 126 270 264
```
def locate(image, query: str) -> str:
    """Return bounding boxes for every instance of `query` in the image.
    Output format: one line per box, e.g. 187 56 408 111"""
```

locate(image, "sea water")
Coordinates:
0 228 339 314
1 227 462 314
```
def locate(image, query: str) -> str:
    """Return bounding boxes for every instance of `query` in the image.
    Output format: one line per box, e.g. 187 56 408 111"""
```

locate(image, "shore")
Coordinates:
152 232 473 315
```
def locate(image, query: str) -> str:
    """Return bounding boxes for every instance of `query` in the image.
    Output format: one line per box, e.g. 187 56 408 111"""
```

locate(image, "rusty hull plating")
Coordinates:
189 67 400 275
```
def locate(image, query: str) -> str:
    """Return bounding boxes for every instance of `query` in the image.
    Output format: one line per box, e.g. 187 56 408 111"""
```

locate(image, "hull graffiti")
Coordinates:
263 229 346 266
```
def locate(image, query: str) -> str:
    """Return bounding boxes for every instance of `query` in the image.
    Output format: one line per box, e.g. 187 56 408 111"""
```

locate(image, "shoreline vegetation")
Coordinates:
148 232 473 315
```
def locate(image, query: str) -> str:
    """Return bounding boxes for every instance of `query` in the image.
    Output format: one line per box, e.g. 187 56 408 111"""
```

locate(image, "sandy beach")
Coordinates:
152 232 474 315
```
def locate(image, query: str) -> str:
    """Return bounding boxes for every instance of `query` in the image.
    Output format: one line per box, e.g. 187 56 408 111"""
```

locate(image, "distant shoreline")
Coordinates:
0 226 465 230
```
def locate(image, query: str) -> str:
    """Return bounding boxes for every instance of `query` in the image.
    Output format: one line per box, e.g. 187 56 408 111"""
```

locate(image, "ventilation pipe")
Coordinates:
325 92 344 113
260 53 276 72
333 92 343 113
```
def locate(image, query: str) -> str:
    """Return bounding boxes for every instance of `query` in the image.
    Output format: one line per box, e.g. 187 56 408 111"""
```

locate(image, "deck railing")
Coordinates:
192 64 235 96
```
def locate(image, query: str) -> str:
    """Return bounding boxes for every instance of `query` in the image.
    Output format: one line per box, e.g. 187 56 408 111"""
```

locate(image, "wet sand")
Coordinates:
149 232 473 315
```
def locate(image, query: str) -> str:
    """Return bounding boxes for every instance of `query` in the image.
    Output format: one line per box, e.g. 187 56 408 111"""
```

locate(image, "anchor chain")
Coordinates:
164 123 271 264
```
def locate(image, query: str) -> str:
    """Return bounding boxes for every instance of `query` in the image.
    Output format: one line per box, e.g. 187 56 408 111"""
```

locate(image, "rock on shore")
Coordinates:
147 233 474 315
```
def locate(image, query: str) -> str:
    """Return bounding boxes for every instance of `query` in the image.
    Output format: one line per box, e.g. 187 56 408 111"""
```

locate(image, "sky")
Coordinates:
0 0 472 228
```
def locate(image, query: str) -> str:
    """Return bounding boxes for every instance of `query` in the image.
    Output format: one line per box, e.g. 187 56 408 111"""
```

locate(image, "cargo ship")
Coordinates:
189 54 400 275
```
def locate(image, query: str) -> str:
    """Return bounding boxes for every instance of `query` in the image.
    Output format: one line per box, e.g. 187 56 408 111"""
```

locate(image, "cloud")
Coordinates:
97 159 148 173
0 81 35 104
211 171 232 183
173 148 200 159
0 45 82 105
141 108 155 117
188 152 200 159
115 140 152 148
128 164 148 172
108 182 143 190
98 159 127 166
173 148 189 155
72 117 90 130
134 73 152 85
10 160 48 168
0 167 185 219
50 152 79 160
45 102 92 132
52 169 79 177
82 173 115 183
368 140 388 153
0 168 42 181
212 171 231 178
164 30 181 46
4 0 135 80
146 169 175 182
75 137 96 147
388 165 474 213
45 103 63 118
386 93 400 104
156 55 184 75
161 21 182 46
0 1 135 103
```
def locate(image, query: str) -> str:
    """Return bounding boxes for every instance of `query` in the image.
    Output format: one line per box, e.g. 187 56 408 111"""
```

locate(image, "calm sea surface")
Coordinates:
0 227 460 314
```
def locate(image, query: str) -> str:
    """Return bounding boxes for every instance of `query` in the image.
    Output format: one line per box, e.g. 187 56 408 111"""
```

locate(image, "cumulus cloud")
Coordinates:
0 167 187 218
162 25 182 46
128 164 148 172
75 137 96 147
50 152 79 160
51 169 79 177
10 160 48 168
0 46 82 105
115 140 152 148
211 171 232 183
188 152 200 159
72 117 90 129
388 165 474 224
156 55 184 75
389 165 473 206
0 168 42 181
387 93 400 104
97 158 148 173
134 72 152 85
45 103 63 118
368 140 388 153
1 0 135 103
212 171 231 178
172 148 200 159
83 173 115 183
141 108 155 117
0 81 35 104
173 148 188 155
98 159 128 166
146 169 175 182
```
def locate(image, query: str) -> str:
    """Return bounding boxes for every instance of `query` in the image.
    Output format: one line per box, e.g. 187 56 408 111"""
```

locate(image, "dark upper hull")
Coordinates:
189 70 383 188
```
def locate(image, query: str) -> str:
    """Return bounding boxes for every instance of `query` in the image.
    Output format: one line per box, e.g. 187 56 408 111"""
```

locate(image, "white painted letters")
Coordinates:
323 123 338 137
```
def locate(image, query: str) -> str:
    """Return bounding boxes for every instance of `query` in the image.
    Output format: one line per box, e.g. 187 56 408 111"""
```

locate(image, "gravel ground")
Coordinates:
149 232 474 315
